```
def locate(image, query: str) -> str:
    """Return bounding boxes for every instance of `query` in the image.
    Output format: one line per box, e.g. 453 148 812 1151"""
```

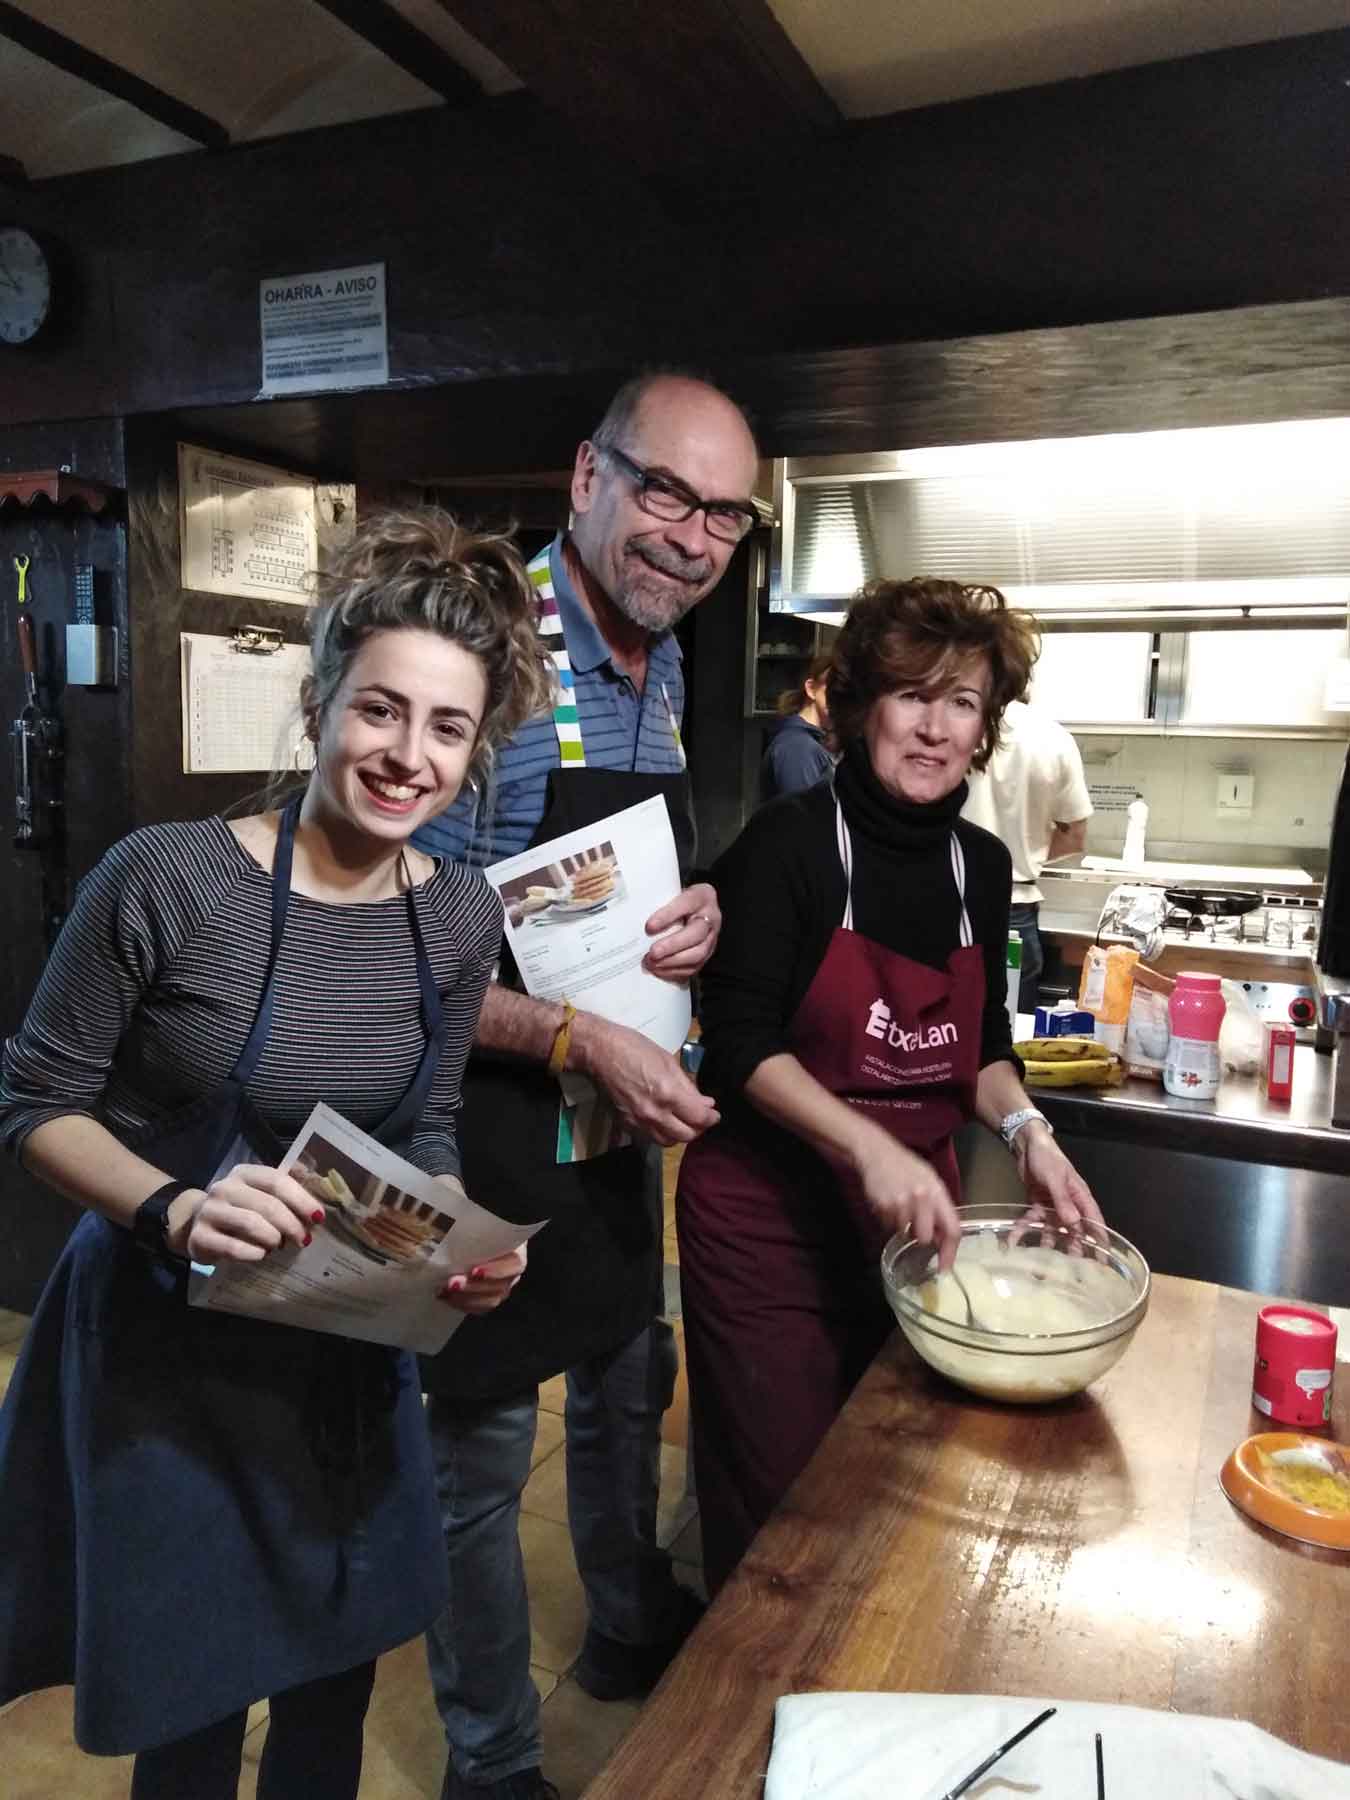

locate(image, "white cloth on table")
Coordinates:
764 1692 1350 1799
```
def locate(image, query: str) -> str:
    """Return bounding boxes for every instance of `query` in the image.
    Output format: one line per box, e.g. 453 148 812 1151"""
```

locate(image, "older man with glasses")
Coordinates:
415 372 761 1800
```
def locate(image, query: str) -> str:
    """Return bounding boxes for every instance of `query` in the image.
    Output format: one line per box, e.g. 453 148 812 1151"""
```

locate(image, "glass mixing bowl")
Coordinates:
880 1203 1150 1404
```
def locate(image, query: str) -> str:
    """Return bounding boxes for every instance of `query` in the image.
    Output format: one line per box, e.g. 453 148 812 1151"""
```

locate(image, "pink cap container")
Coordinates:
1252 1305 1337 1427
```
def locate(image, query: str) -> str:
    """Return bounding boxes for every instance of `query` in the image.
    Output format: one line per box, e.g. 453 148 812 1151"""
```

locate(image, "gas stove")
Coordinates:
1161 894 1322 951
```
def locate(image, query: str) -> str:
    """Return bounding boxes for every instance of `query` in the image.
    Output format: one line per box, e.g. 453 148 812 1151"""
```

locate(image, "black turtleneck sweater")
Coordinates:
698 738 1017 1123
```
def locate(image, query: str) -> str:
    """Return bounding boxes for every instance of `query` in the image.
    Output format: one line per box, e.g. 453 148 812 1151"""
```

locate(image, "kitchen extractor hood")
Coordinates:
771 418 1350 633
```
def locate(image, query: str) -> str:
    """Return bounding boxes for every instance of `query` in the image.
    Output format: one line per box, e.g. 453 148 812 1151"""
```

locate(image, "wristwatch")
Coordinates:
131 1179 194 1258
998 1108 1053 1152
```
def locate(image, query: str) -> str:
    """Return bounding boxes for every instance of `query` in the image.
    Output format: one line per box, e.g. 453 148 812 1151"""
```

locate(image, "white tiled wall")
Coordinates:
1074 734 1348 856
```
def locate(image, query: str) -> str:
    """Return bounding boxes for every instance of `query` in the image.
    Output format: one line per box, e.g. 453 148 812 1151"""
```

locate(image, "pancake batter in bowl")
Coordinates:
911 1245 1136 1401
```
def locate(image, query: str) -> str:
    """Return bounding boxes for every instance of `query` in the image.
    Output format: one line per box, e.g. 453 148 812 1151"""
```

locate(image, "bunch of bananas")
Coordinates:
1013 1035 1125 1088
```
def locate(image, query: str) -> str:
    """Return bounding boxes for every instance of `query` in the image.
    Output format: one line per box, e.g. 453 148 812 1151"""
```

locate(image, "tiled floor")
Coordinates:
0 1152 699 1798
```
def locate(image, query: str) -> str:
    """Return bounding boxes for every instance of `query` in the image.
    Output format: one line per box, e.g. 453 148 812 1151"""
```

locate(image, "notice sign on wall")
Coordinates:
258 261 388 397
1087 782 1140 816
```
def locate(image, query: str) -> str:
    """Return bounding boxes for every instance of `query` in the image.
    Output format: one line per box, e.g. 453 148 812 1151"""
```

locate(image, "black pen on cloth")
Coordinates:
1095 1730 1105 1800
938 1706 1058 1800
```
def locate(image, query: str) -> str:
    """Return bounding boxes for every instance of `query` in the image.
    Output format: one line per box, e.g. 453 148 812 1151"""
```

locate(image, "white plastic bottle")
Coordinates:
1121 793 1149 869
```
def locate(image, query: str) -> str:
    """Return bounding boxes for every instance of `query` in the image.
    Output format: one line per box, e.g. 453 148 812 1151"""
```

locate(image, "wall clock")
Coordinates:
0 227 53 345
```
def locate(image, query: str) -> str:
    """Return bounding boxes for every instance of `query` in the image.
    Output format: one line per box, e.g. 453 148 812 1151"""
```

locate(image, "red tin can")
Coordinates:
1252 1305 1337 1427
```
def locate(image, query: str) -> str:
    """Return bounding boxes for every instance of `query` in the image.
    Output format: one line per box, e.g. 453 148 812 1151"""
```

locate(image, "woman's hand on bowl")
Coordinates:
1013 1125 1104 1233
178 1163 320 1263
856 1134 961 1269
440 1243 528 1314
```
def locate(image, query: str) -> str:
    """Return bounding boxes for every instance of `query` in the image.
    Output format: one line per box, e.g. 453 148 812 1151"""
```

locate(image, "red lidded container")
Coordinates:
1163 971 1226 1100
1252 1305 1337 1427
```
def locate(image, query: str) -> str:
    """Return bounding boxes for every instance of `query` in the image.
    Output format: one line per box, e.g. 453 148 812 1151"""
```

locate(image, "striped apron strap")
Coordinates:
529 547 585 768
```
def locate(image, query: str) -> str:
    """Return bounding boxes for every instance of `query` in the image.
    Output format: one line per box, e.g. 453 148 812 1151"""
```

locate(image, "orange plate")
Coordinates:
1220 1432 1350 1550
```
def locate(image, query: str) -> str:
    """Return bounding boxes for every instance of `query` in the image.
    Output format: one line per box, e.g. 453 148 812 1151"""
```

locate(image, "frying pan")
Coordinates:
1164 887 1262 919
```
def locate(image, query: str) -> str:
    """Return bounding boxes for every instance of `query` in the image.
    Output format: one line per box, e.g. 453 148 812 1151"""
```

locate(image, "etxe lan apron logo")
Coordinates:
865 999 957 1053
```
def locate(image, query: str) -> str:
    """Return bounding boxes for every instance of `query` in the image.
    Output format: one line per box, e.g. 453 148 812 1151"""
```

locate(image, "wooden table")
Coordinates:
585 1274 1349 1796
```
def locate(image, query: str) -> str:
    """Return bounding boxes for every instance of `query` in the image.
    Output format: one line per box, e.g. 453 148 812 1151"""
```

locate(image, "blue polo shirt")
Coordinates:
415 534 686 869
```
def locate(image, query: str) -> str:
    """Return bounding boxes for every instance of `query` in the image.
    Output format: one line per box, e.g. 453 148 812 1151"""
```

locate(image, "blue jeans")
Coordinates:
1008 902 1044 1015
424 1319 679 1784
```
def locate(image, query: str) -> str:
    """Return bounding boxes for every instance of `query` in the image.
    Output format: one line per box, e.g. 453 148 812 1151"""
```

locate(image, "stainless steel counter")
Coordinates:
1030 1044 1347 1176
957 1045 1350 1307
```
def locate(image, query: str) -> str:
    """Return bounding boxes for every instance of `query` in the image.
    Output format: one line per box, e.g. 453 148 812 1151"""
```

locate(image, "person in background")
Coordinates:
677 579 1103 1597
962 694 1093 1013
760 651 834 801
0 511 547 1798
413 372 760 1800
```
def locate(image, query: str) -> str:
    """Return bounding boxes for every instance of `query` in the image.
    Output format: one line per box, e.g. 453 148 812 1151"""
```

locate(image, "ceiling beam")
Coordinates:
307 0 481 106
432 0 839 171
0 0 228 150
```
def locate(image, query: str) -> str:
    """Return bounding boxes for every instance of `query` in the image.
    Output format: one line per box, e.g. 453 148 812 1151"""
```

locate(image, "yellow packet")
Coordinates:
1077 944 1140 1053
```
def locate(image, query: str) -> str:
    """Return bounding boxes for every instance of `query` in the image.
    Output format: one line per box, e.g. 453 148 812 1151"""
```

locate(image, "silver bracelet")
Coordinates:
998 1107 1053 1152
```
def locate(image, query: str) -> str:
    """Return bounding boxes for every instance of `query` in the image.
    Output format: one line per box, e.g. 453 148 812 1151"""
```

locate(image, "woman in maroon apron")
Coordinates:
678 578 1104 1595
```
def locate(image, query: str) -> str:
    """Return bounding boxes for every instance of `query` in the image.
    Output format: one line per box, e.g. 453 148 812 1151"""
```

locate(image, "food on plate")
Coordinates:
358 1207 437 1259
298 1166 356 1208
1258 1446 1350 1515
568 859 616 904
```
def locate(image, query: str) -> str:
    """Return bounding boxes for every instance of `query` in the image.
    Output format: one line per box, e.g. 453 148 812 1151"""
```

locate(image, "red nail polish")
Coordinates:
311 1211 325 1224
447 1274 467 1292
302 1233 312 1247
470 1265 487 1280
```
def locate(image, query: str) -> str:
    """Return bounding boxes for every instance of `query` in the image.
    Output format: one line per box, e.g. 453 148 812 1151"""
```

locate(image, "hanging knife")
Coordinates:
12 607 61 851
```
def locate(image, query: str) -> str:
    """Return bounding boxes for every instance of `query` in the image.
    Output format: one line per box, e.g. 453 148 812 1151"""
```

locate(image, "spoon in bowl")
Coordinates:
949 1265 986 1329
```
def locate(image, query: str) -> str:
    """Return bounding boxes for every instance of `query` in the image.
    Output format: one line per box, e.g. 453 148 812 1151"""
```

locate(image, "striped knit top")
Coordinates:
0 818 502 1179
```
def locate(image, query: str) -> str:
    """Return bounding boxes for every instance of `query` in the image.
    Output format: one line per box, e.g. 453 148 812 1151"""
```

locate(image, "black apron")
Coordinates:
0 799 450 1756
422 764 695 1401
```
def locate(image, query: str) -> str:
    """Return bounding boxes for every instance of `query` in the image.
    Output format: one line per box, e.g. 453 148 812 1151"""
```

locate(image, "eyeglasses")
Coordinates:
598 443 757 544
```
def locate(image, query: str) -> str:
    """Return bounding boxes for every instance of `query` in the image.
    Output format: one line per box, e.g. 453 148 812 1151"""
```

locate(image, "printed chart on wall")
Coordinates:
178 442 318 605
180 633 314 773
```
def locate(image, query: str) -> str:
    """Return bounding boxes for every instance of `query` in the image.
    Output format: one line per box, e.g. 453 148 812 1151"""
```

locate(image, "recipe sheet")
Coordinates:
483 795 692 1104
188 1104 546 1354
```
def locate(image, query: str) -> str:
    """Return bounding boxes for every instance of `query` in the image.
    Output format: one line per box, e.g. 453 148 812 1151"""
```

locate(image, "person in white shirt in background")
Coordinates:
962 697 1093 1012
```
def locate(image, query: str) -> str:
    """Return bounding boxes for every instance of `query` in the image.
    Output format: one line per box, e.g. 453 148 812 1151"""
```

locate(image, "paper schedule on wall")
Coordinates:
178 442 318 605
180 633 314 774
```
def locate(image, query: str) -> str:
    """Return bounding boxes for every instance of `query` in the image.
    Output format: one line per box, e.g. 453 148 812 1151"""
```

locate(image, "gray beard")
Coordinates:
612 544 714 633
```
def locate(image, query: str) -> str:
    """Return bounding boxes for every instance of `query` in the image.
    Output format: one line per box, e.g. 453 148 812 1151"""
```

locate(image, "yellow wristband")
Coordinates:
547 1001 577 1078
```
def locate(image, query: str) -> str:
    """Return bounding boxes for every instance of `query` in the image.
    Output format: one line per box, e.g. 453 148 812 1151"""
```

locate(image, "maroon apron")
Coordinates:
677 796 986 1592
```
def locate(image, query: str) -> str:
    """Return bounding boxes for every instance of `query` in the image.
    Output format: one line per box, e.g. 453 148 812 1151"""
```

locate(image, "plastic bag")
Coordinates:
1219 980 1264 1077
1077 944 1140 1053
1097 884 1167 961
1123 966 1173 1081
